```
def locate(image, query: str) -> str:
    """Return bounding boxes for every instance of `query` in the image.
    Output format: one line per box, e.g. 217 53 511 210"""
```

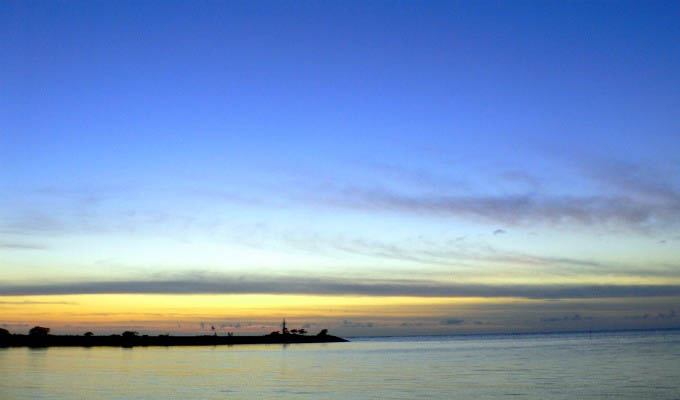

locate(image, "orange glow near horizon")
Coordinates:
4 294 678 335
0 294 531 332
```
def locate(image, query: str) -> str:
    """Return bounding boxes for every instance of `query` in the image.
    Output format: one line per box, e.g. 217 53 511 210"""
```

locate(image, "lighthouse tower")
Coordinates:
282 318 289 335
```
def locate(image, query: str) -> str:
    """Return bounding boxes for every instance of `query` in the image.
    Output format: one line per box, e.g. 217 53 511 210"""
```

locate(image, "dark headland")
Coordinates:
0 325 348 348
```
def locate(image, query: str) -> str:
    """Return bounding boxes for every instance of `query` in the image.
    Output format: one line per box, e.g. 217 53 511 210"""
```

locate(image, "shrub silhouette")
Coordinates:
84 332 94 337
29 326 50 336
0 327 10 336
122 331 139 337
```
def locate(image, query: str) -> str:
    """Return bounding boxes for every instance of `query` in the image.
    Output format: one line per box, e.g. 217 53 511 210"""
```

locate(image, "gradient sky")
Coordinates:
2 1 679 336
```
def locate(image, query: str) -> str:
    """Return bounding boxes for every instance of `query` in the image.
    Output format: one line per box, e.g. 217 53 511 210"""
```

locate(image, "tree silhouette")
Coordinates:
122 331 139 337
0 327 10 336
298 328 307 335
84 332 94 337
317 329 328 336
29 326 50 336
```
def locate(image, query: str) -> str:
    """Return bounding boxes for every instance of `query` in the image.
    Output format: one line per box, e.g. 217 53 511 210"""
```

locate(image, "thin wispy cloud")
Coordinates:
0 242 47 250
0 300 76 305
4 158 677 237
342 320 375 328
324 189 679 231
539 314 590 323
440 319 465 325
582 158 680 205
307 158 680 233
282 233 680 279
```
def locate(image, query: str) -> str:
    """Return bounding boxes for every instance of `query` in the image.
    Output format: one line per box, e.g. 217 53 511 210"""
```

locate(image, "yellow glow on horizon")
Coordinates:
0 294 531 327
3 293 678 335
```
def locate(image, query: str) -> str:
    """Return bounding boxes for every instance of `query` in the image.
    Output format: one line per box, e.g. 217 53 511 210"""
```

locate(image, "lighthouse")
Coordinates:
282 318 289 335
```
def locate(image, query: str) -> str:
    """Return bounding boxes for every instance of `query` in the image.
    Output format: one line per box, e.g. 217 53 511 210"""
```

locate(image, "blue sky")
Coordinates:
1 1 679 335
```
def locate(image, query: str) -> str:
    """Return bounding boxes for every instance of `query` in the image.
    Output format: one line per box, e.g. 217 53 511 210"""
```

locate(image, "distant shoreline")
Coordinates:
0 333 349 348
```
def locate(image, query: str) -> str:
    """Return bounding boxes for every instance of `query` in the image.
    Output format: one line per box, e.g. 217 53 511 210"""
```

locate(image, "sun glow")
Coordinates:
0 294 523 333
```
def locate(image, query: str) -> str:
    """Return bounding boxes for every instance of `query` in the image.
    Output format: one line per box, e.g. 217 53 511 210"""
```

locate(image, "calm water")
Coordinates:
1 330 679 399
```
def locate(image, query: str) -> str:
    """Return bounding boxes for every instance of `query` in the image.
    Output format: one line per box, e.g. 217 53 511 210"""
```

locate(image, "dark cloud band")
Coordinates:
1 277 679 299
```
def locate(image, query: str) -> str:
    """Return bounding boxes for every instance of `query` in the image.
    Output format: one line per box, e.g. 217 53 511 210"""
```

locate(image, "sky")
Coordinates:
1 0 679 336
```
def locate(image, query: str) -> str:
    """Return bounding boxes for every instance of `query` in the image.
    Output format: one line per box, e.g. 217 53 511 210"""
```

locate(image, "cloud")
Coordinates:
440 319 464 325
287 234 680 279
0 184 197 237
499 170 542 191
625 309 678 320
583 159 680 205
327 188 679 231
656 309 677 319
1 275 679 299
310 159 680 232
493 229 507 235
342 320 374 328
0 242 47 250
0 212 65 235
539 314 589 323
624 313 651 320
400 322 428 327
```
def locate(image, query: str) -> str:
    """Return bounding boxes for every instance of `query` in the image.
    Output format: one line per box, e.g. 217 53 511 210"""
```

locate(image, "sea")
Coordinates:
1 330 679 399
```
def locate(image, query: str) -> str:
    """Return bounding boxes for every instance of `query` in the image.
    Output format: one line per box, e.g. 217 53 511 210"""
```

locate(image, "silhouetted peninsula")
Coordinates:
0 324 347 348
